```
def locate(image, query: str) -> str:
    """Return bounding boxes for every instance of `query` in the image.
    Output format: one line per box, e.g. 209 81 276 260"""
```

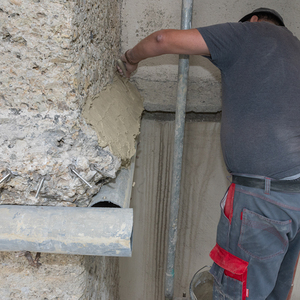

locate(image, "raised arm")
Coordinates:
118 28 210 78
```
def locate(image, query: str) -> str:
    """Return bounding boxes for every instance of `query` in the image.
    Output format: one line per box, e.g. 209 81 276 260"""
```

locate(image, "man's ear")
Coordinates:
249 15 259 22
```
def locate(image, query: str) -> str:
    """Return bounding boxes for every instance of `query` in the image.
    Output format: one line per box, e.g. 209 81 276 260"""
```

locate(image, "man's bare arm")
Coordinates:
119 29 210 77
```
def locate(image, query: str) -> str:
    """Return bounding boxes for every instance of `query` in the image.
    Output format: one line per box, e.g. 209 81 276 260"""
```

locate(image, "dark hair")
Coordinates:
246 12 282 26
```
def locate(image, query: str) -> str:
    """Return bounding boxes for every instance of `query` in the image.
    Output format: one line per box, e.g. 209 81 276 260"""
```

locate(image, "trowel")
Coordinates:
116 59 127 77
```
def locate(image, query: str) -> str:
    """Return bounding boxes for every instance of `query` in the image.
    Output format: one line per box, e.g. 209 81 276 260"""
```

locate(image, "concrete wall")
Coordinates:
121 0 300 112
119 4 300 296
120 118 300 300
120 119 228 300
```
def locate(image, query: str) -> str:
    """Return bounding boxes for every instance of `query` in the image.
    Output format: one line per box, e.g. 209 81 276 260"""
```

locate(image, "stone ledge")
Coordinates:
132 77 222 113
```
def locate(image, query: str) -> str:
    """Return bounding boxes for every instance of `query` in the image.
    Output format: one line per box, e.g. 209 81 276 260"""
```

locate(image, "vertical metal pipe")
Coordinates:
165 0 193 299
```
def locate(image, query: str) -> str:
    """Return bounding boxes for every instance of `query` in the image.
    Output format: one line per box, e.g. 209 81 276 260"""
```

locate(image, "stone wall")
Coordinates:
0 252 119 300
0 0 131 299
0 0 125 206
0 0 120 111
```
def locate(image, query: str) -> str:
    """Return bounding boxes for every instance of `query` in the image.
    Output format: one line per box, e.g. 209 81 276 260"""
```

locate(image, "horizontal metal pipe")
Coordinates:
89 147 137 208
0 205 133 257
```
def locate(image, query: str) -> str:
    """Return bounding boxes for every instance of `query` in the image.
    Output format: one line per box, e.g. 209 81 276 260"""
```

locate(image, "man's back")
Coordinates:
198 22 300 178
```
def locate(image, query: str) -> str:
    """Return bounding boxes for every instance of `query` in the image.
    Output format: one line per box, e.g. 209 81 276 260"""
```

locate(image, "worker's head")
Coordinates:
239 8 285 27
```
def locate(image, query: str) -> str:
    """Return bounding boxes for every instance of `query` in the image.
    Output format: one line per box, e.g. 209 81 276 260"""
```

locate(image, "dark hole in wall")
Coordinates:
91 201 121 208
142 110 222 122
95 177 110 185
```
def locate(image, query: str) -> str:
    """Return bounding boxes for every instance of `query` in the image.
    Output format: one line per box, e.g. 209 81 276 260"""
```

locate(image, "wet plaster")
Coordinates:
83 74 144 165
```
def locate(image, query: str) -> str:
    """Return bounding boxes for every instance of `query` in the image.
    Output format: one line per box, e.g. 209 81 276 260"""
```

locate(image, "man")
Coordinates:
118 8 300 300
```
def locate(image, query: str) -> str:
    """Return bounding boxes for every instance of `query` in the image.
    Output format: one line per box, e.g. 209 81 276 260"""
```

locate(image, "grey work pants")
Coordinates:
210 183 300 300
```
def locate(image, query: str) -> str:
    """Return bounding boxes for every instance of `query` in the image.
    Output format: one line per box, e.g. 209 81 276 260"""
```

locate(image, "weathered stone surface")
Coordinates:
0 0 77 111
0 252 120 299
0 109 121 206
0 0 124 298
0 0 131 205
72 0 121 100
0 252 86 299
0 0 120 111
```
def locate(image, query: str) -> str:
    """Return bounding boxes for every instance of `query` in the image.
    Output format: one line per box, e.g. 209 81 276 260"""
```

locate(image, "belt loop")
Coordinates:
264 177 271 194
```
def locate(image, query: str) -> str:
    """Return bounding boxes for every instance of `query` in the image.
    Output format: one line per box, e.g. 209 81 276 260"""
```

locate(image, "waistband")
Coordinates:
232 175 300 193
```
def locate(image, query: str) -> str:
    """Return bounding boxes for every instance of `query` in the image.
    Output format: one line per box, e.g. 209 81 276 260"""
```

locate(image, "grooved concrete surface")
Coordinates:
119 118 300 300
119 119 228 299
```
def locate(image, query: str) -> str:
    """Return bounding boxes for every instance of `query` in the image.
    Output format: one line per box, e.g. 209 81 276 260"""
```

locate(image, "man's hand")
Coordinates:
117 50 139 78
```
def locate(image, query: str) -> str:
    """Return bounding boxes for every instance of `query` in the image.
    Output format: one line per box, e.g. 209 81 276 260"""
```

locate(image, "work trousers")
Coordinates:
210 183 300 300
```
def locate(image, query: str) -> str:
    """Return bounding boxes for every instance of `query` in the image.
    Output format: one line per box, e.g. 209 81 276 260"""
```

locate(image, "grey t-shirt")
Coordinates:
197 22 300 179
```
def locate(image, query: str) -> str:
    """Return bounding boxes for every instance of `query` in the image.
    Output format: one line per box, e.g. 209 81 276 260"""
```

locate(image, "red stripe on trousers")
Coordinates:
224 183 236 224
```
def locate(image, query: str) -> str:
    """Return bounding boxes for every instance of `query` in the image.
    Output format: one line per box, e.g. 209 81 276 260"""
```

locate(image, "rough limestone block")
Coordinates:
0 108 120 206
0 0 138 298
0 252 119 300
0 252 86 299
0 0 143 205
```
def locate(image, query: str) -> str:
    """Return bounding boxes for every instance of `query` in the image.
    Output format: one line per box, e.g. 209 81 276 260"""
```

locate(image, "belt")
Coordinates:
232 175 300 193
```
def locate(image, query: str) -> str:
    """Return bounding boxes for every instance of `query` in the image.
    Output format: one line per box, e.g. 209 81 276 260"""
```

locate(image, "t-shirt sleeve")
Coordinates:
197 22 249 70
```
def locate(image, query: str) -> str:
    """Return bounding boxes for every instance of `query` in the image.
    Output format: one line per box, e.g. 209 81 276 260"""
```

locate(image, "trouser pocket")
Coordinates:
210 244 249 300
238 208 291 260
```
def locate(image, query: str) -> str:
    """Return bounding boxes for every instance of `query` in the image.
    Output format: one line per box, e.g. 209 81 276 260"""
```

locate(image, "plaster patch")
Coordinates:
83 74 144 165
